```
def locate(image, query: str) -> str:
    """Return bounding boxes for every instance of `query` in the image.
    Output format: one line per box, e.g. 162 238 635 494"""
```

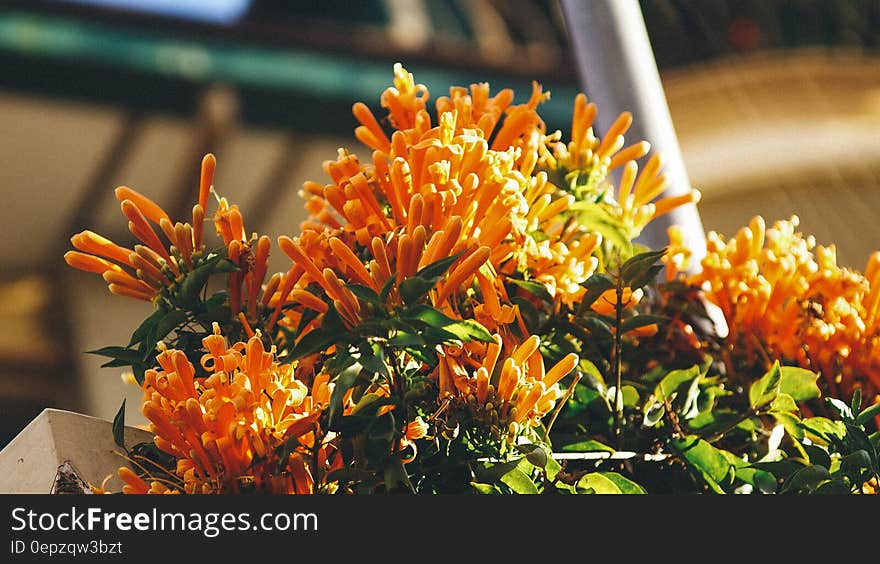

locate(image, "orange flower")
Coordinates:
130 324 336 494
441 333 577 441
65 154 217 302
691 215 880 400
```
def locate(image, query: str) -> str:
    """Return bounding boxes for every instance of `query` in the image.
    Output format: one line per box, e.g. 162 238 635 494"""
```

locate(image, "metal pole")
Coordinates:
559 0 705 263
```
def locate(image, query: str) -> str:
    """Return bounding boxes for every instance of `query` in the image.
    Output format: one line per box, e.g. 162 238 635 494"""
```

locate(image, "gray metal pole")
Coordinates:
559 0 706 263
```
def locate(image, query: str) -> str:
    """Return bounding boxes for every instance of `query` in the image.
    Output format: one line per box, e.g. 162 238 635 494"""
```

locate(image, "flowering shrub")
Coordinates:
67 64 879 494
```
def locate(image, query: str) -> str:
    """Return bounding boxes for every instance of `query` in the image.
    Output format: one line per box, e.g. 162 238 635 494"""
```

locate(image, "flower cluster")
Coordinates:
682 215 880 400
67 64 721 495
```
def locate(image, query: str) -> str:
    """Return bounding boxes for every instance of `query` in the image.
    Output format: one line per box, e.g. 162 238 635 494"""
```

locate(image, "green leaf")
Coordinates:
598 472 646 494
780 465 831 494
399 276 437 305
857 399 880 426
770 393 799 414
378 274 397 303
388 332 426 346
619 315 666 335
347 284 381 306
175 260 216 310
569 201 633 254
441 319 494 343
500 468 539 494
799 417 847 445
470 482 498 494
155 310 188 341
579 273 615 308
507 278 553 302
112 399 126 450
778 366 821 402
803 444 832 469
620 248 667 284
576 472 622 494
670 435 734 493
328 363 362 429
579 316 613 341
749 361 781 410
558 440 615 453
753 470 778 494
128 308 165 346
773 411 805 441
290 328 336 360
407 305 453 327
383 456 415 493
415 250 465 280
212 258 239 273
515 444 549 468
628 264 665 291
654 365 702 403
87 346 143 364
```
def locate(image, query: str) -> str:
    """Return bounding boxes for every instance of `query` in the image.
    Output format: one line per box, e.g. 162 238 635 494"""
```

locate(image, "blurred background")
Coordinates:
0 0 878 448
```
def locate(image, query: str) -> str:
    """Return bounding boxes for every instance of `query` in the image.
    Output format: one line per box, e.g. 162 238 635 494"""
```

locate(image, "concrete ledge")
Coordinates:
0 408 152 494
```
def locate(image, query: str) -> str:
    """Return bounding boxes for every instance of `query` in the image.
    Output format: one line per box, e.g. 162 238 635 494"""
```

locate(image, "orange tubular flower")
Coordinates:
129 324 337 494
65 154 218 302
441 332 577 441
691 215 880 401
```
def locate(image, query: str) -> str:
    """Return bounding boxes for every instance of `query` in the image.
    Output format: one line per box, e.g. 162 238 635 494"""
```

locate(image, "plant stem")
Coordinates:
612 264 624 449
545 372 582 440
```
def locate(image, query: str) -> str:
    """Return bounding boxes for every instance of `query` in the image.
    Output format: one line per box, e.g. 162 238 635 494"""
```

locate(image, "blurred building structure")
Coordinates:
0 0 878 446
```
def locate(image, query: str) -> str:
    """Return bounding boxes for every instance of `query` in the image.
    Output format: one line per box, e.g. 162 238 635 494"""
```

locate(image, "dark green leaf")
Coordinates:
346 284 381 306
87 346 143 363
415 250 465 280
628 263 665 291
378 274 397 303
383 456 415 493
778 366 821 403
781 465 831 494
803 444 832 469
328 363 362 429
753 470 778 494
212 258 239 273
851 388 862 416
290 328 336 360
579 316 614 341
507 278 553 302
128 308 165 346
399 276 437 305
388 332 426 346
620 249 667 287
749 361 781 410
132 364 146 386
579 273 615 308
515 444 549 468
175 260 216 310
112 399 126 450
155 310 188 341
